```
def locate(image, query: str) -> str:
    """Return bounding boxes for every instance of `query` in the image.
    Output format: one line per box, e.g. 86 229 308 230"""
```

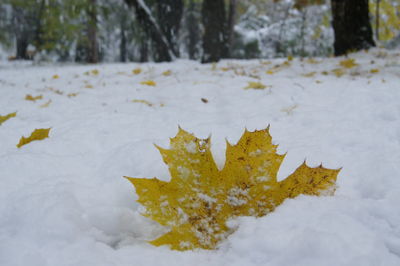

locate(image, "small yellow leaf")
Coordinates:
17 128 51 148
321 71 329 75
133 68 142 75
25 94 43 102
85 84 94 89
287 55 293 61
339 58 358 69
162 70 172 76
302 71 316 77
244 81 269 90
140 80 156 86
91 69 99 75
332 68 345 77
0 112 16 125
307 58 320 64
220 67 230 72
132 99 153 107
125 127 340 250
370 68 380 74
52 74 59 79
266 70 275 75
67 93 79 98
40 100 52 108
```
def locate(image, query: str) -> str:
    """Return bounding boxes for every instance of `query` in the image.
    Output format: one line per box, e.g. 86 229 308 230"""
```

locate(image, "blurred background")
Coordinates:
0 0 399 63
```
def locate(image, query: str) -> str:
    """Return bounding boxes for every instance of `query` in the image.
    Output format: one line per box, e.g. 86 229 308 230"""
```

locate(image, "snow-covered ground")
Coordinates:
1 49 400 266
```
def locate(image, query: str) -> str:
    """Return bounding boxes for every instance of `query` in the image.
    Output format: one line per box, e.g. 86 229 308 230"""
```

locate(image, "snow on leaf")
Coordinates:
140 80 157 86
25 94 43 102
0 112 16 125
17 128 51 148
125 127 340 250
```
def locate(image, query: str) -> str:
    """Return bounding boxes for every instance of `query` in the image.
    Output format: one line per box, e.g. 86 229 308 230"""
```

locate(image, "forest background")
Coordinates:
0 0 399 63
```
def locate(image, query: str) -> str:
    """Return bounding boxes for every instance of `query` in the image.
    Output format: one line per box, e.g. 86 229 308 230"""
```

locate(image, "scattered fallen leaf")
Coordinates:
132 99 153 107
370 68 380 74
266 70 275 75
163 70 172 76
91 69 99 75
85 84 94 89
67 93 79 98
287 55 293 61
133 68 142 75
17 128 51 148
125 127 340 250
40 100 52 108
302 71 316 78
48 87 63 95
25 94 43 102
52 74 59 79
281 104 298 115
201 98 208 103
339 58 358 69
244 81 269 90
332 68 345 77
140 80 156 86
0 112 16 125
307 58 320 64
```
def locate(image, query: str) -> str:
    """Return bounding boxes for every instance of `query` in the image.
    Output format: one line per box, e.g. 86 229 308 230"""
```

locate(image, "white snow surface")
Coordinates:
1 49 400 266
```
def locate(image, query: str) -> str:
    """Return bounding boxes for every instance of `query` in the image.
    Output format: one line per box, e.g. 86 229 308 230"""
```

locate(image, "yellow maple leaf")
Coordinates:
125 127 340 250
17 128 51 148
0 112 16 125
25 94 43 101
140 80 156 86
339 58 358 69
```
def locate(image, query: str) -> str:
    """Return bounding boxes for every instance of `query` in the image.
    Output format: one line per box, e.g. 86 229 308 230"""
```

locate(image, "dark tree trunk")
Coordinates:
120 16 127 62
16 37 29 59
125 0 176 62
156 0 183 57
331 0 375 56
223 0 237 58
87 0 99 63
186 0 200 60
201 0 226 63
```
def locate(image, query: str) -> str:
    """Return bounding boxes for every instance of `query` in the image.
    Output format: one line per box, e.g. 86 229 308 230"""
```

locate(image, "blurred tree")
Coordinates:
331 0 375 56
370 0 400 42
124 0 182 62
201 0 227 63
184 0 201 60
